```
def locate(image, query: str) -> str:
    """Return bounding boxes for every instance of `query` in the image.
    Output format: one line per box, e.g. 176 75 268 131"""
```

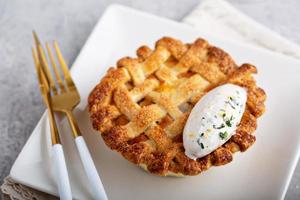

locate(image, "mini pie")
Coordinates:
88 37 266 176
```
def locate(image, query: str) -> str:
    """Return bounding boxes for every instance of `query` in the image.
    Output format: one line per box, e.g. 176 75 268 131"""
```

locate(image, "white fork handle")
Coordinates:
52 144 72 200
75 136 108 200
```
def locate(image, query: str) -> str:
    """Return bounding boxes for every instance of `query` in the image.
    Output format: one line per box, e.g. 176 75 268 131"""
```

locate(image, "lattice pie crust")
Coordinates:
88 37 266 176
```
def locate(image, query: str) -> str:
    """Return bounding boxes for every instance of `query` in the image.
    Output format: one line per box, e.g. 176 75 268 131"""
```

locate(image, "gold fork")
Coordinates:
32 41 72 200
33 32 108 200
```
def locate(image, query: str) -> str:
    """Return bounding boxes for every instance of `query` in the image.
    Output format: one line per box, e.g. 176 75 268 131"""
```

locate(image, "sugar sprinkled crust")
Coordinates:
88 37 266 176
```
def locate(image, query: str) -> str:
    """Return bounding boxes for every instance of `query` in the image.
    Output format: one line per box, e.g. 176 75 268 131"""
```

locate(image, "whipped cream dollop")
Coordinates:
183 84 247 160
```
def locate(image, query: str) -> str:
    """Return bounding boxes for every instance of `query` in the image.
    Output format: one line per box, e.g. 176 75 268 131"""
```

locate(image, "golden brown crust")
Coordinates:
88 37 266 176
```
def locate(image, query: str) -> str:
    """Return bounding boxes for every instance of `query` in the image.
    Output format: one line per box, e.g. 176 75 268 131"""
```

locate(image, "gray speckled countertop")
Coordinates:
0 0 300 199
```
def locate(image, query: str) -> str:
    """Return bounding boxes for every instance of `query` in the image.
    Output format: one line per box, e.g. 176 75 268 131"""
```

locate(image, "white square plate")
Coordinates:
10 4 300 200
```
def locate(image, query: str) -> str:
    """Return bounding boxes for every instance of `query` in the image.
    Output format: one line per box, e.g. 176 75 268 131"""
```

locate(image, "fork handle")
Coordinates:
75 136 108 200
52 144 72 200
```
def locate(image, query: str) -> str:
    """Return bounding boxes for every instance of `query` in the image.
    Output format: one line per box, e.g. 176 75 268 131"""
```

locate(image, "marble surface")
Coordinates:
0 0 299 199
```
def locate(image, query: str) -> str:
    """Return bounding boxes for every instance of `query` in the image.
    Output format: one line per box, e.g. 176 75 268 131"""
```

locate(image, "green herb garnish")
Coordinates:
225 115 234 127
200 143 204 149
219 131 228 140
197 139 205 149
213 123 225 129
225 120 232 127
225 100 236 109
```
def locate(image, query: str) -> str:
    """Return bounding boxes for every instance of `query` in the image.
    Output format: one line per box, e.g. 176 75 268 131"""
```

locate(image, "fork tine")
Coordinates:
46 42 66 93
53 41 76 90
38 45 58 95
33 31 58 95
32 47 49 91
32 48 43 86
32 31 41 48
33 31 48 86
